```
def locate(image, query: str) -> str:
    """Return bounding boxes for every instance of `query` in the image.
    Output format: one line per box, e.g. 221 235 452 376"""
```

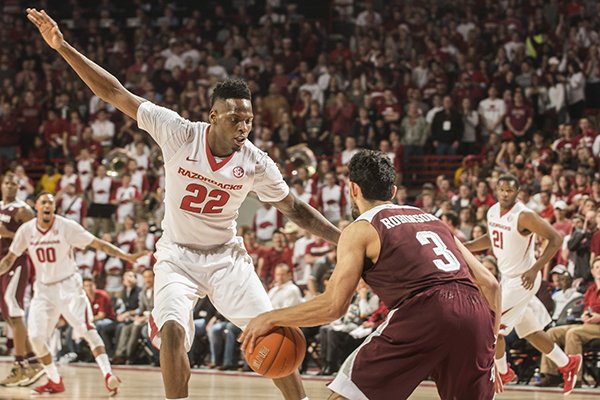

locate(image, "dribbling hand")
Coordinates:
26 8 64 50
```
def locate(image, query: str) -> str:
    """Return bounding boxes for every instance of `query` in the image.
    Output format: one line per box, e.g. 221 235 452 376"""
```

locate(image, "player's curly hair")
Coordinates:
211 79 252 105
348 149 395 201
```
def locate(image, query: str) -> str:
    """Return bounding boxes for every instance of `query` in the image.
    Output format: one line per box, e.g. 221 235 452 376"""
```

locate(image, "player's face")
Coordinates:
211 99 253 154
1 175 18 200
35 194 56 224
495 181 519 209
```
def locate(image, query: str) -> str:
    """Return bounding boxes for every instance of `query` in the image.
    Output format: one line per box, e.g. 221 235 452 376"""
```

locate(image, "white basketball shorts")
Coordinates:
499 272 550 337
28 273 95 341
149 237 272 351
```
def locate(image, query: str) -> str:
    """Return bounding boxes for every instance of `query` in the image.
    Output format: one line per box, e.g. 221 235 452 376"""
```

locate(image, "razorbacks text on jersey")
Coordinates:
486 202 536 277
10 215 95 284
137 102 289 250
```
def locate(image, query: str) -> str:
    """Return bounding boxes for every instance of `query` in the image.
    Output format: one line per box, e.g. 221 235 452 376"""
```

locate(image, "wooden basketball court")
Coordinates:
1 360 599 399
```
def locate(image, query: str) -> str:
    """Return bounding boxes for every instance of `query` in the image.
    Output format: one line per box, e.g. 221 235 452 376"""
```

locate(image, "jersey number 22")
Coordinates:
180 183 230 214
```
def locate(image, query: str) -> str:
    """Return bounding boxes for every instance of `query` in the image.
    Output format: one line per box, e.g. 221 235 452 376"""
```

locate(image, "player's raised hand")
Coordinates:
26 8 64 50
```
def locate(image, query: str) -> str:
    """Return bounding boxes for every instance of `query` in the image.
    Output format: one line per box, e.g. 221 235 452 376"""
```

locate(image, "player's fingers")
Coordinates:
26 10 41 26
40 10 58 25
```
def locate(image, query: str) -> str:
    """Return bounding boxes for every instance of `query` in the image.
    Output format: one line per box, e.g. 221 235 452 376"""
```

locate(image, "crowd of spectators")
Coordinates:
1 0 600 383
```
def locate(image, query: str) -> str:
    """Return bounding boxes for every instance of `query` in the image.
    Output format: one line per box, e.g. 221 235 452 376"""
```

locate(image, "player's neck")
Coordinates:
361 200 391 214
37 216 55 231
2 196 16 204
207 132 233 158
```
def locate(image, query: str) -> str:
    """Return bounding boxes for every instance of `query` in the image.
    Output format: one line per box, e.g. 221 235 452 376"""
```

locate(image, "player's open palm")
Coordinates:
26 8 64 50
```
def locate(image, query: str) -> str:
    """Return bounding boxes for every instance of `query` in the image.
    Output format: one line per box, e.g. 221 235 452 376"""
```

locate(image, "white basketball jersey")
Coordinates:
487 202 536 277
10 215 95 284
137 101 289 250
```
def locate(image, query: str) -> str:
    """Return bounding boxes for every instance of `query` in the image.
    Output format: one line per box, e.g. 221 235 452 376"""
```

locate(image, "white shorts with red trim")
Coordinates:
28 273 95 341
499 272 550 337
149 237 272 352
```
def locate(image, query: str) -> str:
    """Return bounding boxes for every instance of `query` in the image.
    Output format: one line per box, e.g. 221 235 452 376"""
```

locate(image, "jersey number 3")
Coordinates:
416 231 460 272
180 183 230 214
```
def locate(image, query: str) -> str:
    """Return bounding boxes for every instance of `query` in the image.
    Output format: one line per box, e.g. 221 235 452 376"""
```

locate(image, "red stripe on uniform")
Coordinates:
149 315 159 349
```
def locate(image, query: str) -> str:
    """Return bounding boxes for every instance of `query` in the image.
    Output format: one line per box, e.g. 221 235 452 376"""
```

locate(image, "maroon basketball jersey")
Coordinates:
356 204 477 309
0 200 30 257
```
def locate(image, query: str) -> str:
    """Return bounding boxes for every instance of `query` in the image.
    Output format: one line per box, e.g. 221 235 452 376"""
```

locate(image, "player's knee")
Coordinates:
161 320 185 349
81 329 105 350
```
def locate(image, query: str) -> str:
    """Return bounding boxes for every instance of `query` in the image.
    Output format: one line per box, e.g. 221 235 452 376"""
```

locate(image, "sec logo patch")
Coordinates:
232 166 244 178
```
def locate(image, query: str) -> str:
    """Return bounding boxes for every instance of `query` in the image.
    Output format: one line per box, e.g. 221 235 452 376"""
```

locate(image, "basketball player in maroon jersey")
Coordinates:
242 150 502 399
0 172 45 387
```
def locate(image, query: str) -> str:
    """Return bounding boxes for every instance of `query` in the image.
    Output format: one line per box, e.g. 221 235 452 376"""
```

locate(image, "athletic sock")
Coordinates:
26 352 39 364
546 344 569 369
496 354 508 374
166 398 189 400
44 363 61 383
95 353 112 376
15 355 25 366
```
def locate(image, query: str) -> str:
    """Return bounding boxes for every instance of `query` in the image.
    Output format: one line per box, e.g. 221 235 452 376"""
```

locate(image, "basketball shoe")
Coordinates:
105 373 121 396
499 364 517 385
560 354 582 395
19 362 46 386
32 378 65 394
0 364 27 387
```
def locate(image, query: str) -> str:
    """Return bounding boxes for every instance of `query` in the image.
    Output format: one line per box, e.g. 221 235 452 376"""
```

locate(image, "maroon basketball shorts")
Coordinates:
0 256 29 318
328 282 496 400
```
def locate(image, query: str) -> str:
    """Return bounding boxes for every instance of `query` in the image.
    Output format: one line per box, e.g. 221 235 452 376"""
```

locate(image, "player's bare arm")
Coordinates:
240 221 375 354
89 238 147 265
518 211 562 290
454 238 501 336
26 8 145 120
463 232 491 252
0 251 17 276
271 193 341 244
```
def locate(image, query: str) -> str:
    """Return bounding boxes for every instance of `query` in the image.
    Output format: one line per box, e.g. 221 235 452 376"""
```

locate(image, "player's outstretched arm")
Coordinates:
463 232 491 252
26 8 145 120
240 221 370 354
89 238 147 265
454 237 501 336
272 193 341 244
0 252 17 276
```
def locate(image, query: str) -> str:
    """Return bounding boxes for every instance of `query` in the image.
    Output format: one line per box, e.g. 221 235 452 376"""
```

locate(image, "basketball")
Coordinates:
244 326 306 379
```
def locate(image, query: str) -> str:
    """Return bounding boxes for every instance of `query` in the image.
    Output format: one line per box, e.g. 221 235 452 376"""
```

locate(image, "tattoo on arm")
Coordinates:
279 196 341 244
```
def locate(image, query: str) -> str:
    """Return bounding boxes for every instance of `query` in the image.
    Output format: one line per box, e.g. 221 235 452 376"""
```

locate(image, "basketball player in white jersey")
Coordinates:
26 9 340 400
0 192 146 395
465 174 582 395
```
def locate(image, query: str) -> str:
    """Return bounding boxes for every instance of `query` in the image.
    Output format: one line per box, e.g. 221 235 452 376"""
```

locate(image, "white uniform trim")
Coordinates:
4 266 24 317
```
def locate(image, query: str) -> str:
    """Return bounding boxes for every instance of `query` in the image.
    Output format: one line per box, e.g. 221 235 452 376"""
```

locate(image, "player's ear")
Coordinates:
390 185 397 200
209 108 217 124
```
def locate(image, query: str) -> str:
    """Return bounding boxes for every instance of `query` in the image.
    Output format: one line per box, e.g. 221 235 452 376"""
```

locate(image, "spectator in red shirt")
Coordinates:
552 201 573 237
16 91 43 157
83 277 116 356
257 229 293 287
0 103 21 160
505 92 533 143
538 257 600 386
472 180 496 208
41 109 69 159
328 92 356 138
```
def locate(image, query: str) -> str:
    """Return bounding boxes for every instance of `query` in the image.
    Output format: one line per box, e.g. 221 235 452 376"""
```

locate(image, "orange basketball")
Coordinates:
244 326 306 378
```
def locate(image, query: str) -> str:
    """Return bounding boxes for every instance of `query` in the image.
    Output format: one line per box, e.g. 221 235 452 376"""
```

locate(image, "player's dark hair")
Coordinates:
35 191 53 202
211 79 251 106
82 277 94 284
348 149 395 201
497 174 520 188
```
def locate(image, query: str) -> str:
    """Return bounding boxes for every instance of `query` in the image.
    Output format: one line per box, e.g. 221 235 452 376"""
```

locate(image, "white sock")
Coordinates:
166 398 189 400
546 344 569 369
496 354 508 374
95 353 112 376
300 397 310 400
44 363 61 383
